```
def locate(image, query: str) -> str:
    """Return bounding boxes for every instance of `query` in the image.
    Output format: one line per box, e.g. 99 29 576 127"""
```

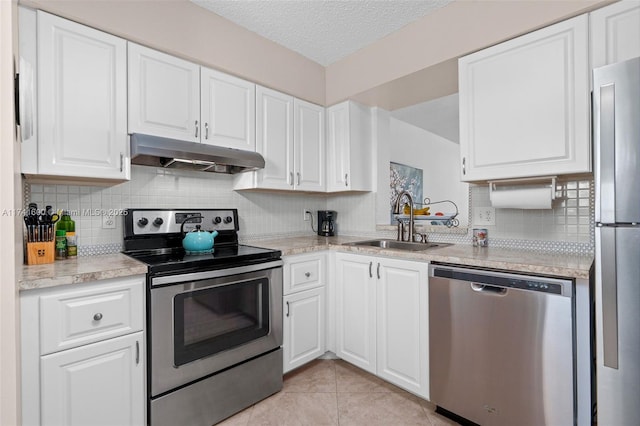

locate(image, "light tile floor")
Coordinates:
218 359 458 425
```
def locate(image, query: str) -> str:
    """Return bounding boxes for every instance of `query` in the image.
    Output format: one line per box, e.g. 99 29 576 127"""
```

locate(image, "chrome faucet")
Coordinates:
393 190 415 242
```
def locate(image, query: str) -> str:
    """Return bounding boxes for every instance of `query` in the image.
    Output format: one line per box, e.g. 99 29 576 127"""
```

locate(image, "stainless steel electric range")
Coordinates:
123 208 283 426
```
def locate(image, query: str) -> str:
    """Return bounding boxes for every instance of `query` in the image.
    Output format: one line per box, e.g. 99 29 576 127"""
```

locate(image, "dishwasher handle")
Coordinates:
470 283 507 295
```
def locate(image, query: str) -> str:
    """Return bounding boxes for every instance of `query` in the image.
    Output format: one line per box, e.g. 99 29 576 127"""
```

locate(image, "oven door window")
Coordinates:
173 277 270 366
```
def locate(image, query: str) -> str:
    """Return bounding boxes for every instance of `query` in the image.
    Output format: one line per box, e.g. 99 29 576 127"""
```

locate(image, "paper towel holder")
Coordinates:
489 176 557 200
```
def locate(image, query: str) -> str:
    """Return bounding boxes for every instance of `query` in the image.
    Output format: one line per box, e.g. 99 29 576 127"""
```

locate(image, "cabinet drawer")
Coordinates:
284 253 326 295
39 276 144 355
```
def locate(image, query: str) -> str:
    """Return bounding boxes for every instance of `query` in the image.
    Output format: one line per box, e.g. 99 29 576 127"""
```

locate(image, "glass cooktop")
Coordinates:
124 244 281 275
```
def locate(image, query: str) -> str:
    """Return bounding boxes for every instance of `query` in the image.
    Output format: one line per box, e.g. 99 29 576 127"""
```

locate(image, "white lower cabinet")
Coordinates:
41 332 144 426
335 252 429 398
335 253 377 374
21 276 145 426
282 253 327 373
376 258 429 398
283 287 325 373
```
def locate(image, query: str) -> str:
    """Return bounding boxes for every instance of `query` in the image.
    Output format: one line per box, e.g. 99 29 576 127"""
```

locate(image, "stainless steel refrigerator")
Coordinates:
593 56 640 426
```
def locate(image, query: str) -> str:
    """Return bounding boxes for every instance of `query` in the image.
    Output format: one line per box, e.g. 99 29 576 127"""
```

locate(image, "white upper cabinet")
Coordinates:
201 68 256 150
235 87 325 191
22 10 129 180
128 43 256 150
591 0 640 68
326 101 373 192
128 42 200 142
458 15 590 182
253 86 295 190
294 98 325 191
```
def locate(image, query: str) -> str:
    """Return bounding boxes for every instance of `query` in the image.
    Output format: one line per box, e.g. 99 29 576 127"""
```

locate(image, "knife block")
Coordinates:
26 242 55 265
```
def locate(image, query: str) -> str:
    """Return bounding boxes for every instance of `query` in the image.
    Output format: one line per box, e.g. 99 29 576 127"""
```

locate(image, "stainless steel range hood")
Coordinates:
130 133 265 174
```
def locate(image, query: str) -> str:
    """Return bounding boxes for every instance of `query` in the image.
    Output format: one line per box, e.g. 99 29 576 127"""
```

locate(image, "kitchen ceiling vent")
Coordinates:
130 133 265 174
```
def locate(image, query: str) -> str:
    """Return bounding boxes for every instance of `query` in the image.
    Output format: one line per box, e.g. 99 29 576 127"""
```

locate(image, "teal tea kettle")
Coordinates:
181 216 218 252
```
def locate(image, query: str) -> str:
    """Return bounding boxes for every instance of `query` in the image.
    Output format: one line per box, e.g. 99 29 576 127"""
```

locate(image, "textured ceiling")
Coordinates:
190 0 454 66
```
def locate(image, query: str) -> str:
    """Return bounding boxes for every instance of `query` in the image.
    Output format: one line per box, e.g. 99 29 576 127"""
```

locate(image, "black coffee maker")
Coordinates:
317 210 337 237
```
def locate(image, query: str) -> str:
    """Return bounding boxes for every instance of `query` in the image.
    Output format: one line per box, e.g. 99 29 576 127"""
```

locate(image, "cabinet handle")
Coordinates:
369 261 373 278
377 263 381 279
345 173 349 187
119 153 123 172
462 157 466 175
195 120 199 138
305 272 311 278
93 313 103 321
297 172 301 186
286 301 290 317
135 341 140 365
289 172 294 186
205 122 209 140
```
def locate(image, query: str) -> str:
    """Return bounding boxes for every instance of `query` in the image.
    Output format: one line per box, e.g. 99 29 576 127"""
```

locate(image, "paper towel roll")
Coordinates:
490 187 553 209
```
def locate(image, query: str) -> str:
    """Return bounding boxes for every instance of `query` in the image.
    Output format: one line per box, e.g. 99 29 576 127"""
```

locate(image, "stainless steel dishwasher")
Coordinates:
429 263 575 426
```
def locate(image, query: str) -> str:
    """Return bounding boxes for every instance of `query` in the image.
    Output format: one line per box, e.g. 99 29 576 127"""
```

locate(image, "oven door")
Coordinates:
150 260 283 397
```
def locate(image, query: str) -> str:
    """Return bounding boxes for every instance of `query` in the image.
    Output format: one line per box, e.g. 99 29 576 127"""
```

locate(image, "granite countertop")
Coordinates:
18 235 593 291
18 253 148 291
248 235 594 279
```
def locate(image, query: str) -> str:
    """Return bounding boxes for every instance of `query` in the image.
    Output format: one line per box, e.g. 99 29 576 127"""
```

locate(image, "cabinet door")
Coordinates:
37 11 128 179
335 253 376 374
40 332 144 426
459 15 590 181
591 1 640 68
283 287 325 373
128 42 200 142
255 86 294 190
377 258 429 398
201 68 255 150
294 99 325 191
326 102 351 191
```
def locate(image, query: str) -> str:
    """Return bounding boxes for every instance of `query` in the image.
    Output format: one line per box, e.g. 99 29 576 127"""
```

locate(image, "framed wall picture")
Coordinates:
390 162 423 223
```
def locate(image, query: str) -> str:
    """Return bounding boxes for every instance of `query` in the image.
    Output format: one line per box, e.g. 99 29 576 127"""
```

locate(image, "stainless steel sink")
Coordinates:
345 239 449 251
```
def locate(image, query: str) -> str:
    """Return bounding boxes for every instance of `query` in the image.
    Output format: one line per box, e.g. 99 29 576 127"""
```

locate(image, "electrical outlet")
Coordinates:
303 209 312 221
102 214 116 229
473 207 496 226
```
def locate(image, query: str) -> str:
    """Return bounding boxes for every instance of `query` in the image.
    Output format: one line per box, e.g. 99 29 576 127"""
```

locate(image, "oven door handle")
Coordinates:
151 260 284 287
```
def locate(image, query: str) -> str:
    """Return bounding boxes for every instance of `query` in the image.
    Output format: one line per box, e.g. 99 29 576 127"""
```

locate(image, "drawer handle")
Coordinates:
305 272 311 278
93 313 103 321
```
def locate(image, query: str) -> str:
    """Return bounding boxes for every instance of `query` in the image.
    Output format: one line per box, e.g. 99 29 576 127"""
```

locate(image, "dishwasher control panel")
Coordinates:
431 266 570 296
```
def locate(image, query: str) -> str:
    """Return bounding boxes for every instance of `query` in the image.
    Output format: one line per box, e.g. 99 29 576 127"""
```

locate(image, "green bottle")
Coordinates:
57 211 77 257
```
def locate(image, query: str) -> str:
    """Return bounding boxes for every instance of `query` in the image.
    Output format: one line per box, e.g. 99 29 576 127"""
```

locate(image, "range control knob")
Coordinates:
224 216 233 224
153 217 164 227
213 216 222 224
138 217 149 226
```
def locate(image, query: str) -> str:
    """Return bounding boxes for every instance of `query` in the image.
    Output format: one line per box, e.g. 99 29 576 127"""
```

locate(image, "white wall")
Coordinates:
0 0 20 424
381 117 469 226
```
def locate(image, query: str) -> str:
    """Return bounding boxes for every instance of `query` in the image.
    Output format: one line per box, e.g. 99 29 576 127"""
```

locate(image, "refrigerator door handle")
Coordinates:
597 83 616 224
599 226 619 369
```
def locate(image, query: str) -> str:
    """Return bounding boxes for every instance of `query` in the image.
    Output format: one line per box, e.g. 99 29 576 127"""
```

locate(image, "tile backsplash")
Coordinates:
25 168 594 255
26 166 326 251
467 176 594 254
